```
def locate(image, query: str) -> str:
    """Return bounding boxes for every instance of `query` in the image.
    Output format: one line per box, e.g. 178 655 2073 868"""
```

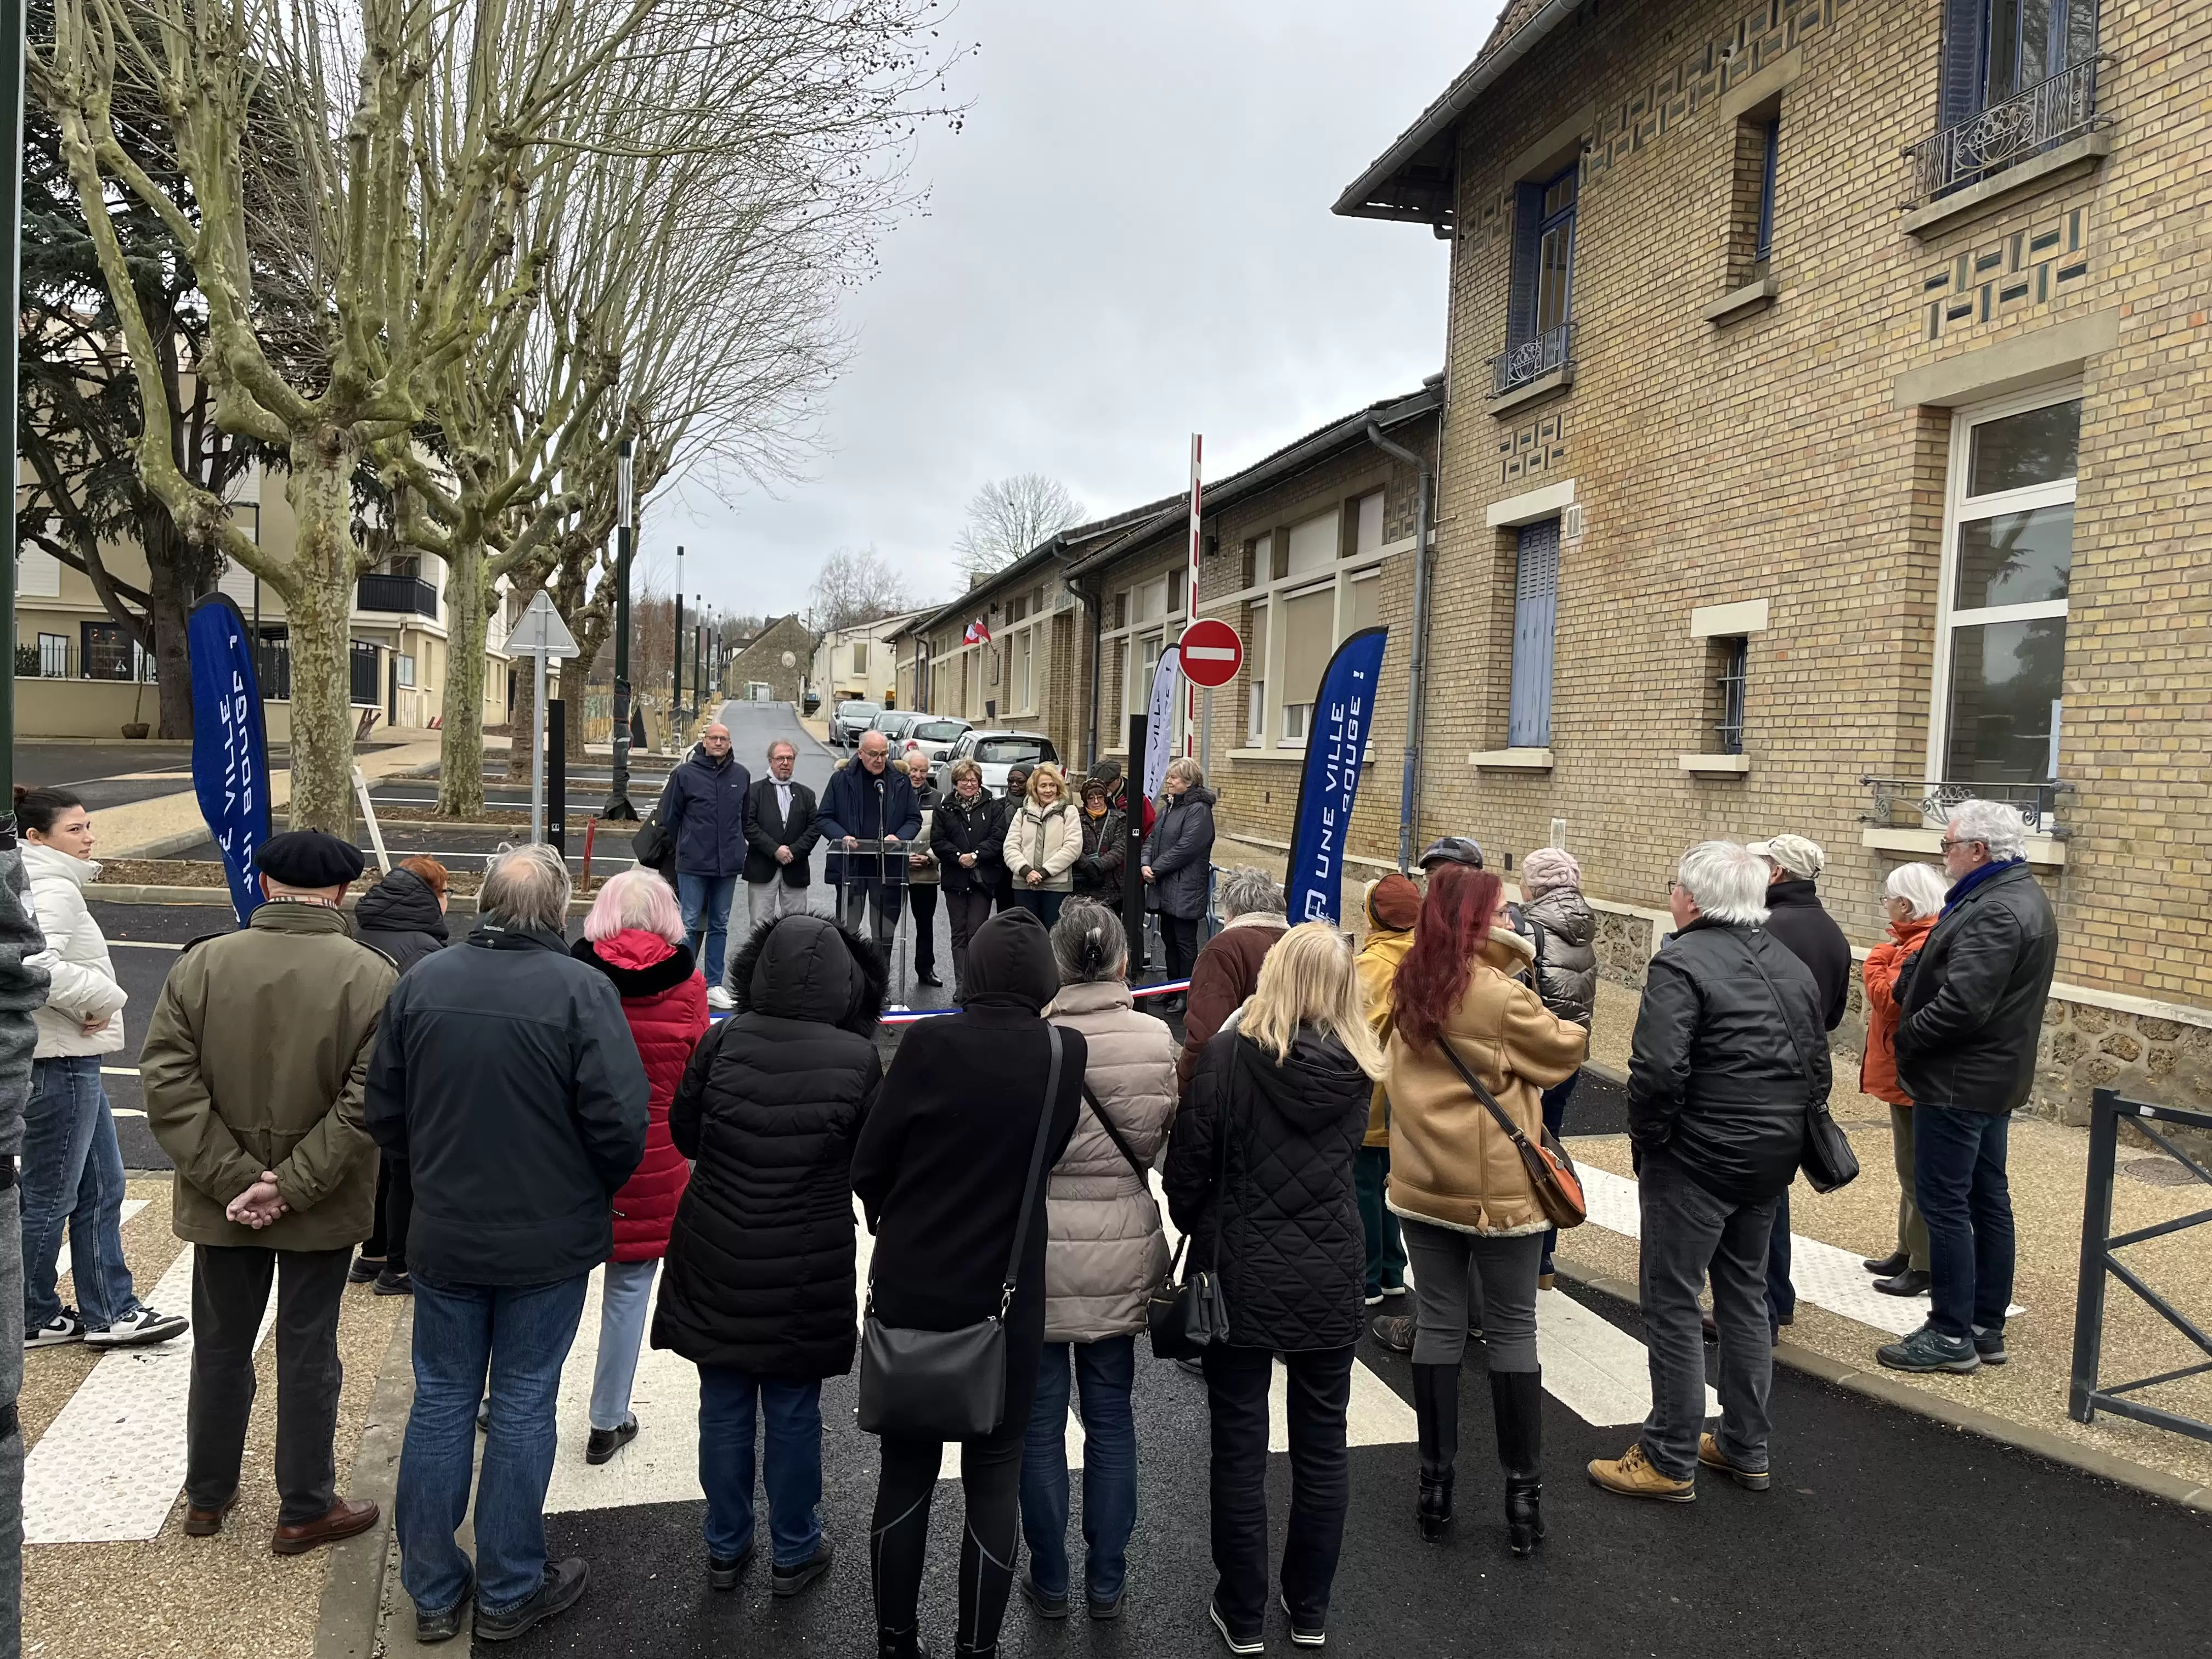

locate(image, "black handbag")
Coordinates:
1737 936 1860 1194
1146 1080 1234 1361
857 1026 1064 1440
631 810 674 879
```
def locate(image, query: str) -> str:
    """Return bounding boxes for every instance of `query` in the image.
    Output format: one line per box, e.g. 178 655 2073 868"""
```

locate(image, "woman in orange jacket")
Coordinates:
1859 863 1949 1297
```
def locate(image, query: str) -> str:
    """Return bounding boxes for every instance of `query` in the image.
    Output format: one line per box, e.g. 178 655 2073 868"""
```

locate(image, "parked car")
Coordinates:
902 718 972 765
871 710 919 743
832 700 882 747
935 729 1059 797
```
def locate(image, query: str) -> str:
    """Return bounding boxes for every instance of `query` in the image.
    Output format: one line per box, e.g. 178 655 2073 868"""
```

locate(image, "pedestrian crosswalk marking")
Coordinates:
24 1242 276 1543
1533 1287 1719 1426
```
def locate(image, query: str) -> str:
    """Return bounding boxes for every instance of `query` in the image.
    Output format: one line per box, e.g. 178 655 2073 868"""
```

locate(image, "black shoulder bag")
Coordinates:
1147 1080 1233 1361
1736 936 1860 1194
857 1025 1063 1440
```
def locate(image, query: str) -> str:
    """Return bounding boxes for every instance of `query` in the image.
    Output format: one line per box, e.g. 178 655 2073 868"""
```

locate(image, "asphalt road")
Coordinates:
483 1279 2211 1659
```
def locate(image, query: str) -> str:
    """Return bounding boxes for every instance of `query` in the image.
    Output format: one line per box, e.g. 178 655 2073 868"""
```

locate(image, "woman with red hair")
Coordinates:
1384 864 1586 1556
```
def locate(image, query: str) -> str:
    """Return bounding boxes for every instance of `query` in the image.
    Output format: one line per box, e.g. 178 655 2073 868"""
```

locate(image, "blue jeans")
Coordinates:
676 872 740 989
1537 1071 1579 1273
1019 1335 1137 1602
21 1056 140 1329
397 1272 589 1617
697 1368 823 1568
1766 1186 1796 1336
1011 888 1067 929
1915 1104 2015 1340
589 1259 658 1432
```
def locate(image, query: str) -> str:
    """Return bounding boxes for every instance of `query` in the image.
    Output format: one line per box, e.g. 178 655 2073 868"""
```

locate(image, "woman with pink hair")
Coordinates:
569 868 709 1463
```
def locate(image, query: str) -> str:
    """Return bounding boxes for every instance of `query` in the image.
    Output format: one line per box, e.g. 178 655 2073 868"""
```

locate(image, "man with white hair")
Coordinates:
366 844 650 1644
1590 841 1827 1503
1880 800 2057 1376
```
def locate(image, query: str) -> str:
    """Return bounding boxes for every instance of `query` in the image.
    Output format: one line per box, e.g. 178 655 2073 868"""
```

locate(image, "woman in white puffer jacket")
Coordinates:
17 786 185 1349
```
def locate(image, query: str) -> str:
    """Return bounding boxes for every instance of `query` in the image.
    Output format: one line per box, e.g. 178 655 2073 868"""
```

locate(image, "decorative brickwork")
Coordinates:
1921 205 2091 338
1498 411 1568 484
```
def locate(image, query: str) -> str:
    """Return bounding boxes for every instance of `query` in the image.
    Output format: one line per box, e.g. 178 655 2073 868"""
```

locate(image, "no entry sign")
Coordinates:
1177 618 1244 688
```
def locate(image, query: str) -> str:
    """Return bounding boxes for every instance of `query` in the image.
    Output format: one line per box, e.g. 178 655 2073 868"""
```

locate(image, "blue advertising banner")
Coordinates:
1284 626 1388 927
186 594 272 926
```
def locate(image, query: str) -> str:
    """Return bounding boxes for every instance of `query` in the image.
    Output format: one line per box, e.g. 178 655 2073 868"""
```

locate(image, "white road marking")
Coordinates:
1534 1288 1718 1426
52 1197 149 1280
24 1243 276 1543
108 940 184 951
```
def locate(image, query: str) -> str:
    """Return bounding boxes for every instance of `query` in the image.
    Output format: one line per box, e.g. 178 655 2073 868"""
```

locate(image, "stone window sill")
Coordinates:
1900 132 2112 240
1702 274 1778 325
1486 369 1573 419
1468 747 1554 772
1227 747 1308 764
1860 826 2066 867
1679 753 1751 775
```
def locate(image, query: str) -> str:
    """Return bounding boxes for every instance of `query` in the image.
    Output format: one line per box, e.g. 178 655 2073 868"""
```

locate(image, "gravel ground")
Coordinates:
21 1175 407 1659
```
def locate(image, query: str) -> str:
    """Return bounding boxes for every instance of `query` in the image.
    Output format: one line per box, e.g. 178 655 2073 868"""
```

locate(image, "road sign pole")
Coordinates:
530 648 547 844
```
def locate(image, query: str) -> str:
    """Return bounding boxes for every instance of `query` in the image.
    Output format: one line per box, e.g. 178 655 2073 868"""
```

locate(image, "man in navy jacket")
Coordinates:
656 723 752 1005
817 730 919 951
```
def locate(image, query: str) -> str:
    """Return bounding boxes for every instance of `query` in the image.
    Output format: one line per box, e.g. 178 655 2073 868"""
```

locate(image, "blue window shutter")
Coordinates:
1508 182 1544 347
1939 0 1988 128
1508 520 1559 748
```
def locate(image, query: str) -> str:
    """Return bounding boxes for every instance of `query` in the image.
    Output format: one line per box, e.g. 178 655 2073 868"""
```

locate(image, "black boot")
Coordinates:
1492 1368 1545 1558
1411 1362 1459 1543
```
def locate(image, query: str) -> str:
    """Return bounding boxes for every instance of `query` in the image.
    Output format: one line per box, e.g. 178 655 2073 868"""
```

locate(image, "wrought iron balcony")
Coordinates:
356 572 439 618
1488 322 1573 399
1903 57 2108 206
1860 776 2072 838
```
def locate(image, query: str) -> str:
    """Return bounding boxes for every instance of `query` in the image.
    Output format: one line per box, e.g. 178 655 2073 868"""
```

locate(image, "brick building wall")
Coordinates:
1386 0 2207 1039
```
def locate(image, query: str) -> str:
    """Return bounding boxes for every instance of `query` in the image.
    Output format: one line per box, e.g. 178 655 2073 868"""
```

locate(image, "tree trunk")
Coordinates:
436 539 489 818
140 514 201 740
283 438 362 833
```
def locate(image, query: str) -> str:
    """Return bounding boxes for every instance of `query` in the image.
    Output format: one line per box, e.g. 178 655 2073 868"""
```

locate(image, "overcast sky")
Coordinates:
647 0 1501 624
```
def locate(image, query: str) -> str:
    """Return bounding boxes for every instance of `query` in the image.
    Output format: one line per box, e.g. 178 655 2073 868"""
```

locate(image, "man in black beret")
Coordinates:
141 825 396 1555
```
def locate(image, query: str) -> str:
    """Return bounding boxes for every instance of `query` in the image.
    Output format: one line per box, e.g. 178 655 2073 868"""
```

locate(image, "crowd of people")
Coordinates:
15 736 2060 1654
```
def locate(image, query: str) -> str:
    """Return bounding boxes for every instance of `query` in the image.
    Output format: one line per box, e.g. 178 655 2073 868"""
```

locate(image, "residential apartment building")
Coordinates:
15 460 511 738
812 610 928 708
1321 0 2209 1121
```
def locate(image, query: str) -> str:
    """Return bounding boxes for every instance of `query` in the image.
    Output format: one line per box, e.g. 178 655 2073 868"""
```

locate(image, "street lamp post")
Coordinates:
672 546 685 731
603 439 637 819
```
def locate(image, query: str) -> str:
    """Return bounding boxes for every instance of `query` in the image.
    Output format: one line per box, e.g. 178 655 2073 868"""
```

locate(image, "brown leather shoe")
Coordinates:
183 1496 238 1537
270 1498 380 1556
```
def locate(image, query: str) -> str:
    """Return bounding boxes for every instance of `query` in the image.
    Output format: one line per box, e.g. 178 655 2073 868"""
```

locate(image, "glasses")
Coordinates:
1938 837 1983 851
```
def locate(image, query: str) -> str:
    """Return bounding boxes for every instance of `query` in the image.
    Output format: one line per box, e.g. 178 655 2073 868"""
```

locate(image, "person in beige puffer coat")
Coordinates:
1019 900 1177 1616
1005 763 1085 930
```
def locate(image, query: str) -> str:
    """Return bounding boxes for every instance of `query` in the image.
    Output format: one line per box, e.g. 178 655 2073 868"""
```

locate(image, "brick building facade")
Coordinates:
1325 0 2212 1121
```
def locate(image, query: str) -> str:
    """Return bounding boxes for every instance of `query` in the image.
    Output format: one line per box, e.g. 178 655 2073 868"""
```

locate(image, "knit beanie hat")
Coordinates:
1521 847 1583 899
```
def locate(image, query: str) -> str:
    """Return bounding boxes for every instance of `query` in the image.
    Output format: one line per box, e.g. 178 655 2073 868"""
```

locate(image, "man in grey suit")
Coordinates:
742 740 820 936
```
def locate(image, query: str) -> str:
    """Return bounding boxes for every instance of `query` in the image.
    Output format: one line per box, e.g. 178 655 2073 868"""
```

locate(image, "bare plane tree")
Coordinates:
952 473 1084 578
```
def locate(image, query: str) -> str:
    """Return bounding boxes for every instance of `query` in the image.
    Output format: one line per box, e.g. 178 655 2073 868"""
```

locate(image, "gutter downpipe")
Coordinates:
1365 419 1432 874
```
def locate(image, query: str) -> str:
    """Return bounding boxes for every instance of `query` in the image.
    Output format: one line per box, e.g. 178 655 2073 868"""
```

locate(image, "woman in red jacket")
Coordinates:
573 868 710 1463
1859 862 1948 1297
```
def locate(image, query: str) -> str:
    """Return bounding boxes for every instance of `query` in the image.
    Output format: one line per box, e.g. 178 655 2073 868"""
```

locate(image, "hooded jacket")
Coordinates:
1384 929 1588 1237
1165 1015 1373 1351
1142 786 1216 922
1518 884 1599 1030
353 868 449 973
1893 861 2058 1114
1355 896 1417 1148
142 901 395 1250
1860 913 1937 1107
1761 879 1853 1032
1178 910 1289 1088
652 913 884 1378
573 930 709 1262
852 910 1083 1344
365 922 650 1284
1042 978 1178 1342
22 841 126 1058
1006 797 1084 893
1626 919 1826 1205
658 745 755 879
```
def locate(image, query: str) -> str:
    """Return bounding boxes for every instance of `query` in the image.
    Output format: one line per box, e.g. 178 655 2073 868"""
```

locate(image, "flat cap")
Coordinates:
1417 835 1485 871
254 830 366 890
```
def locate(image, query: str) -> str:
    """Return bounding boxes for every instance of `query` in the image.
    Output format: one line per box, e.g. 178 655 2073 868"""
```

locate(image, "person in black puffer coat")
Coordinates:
929 760 1005 999
348 857 450 1295
1164 922 1383 1652
652 911 883 1597
853 909 1082 1659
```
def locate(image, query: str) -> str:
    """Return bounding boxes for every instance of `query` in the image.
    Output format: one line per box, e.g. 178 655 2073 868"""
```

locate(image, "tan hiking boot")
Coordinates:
1697 1433 1770 1491
1587 1442 1695 1502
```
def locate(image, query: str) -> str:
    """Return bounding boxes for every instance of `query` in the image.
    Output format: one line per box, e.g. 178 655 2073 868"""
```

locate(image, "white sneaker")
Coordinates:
706 985 735 1011
84 1307 189 1348
26 1311 84 1348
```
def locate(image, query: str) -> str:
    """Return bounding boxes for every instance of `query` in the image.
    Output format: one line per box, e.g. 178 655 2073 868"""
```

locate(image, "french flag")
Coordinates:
964 618 992 645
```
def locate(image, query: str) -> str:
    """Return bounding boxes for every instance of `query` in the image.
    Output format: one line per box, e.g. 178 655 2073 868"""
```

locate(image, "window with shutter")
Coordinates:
1508 520 1560 748
1280 586 1334 746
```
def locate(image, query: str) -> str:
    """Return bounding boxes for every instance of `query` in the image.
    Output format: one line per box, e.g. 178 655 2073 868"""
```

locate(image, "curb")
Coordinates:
312 1303 416 1659
1549 1253 2212 1515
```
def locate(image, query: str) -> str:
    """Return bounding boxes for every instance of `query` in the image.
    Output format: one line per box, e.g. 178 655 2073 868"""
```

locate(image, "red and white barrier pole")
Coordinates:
1184 433 1203 757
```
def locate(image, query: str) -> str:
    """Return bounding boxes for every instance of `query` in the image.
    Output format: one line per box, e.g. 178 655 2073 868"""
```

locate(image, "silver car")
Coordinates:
901 717 971 767
936 729 1059 798
832 700 881 748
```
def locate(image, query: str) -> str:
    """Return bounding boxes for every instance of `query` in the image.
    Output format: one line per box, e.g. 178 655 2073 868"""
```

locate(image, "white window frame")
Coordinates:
1927 381 2079 798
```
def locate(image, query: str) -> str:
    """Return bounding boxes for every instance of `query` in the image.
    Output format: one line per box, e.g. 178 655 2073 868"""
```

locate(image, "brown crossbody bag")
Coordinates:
1434 1035 1589 1230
